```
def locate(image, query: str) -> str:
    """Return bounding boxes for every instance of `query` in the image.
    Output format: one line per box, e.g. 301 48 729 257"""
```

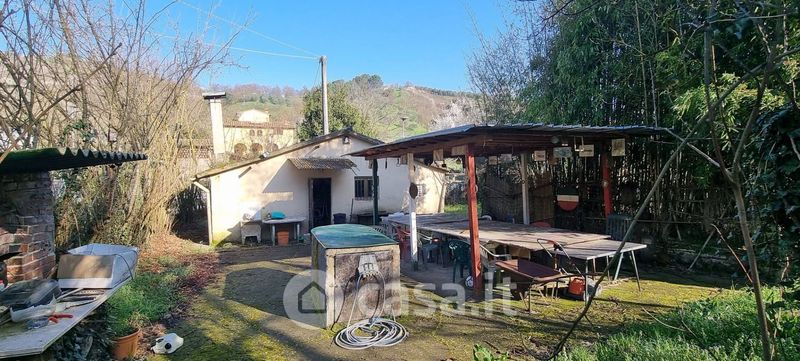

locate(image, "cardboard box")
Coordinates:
57 244 138 289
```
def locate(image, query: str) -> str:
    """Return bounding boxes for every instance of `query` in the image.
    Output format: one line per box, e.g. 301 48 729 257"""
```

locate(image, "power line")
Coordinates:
177 0 319 57
152 33 317 60
227 46 317 60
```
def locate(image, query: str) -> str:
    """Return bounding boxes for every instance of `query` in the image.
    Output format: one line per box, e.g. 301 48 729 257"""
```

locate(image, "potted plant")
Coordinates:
109 313 144 360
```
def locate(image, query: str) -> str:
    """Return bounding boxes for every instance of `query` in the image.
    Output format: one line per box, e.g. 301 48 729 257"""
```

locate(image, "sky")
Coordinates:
148 0 511 91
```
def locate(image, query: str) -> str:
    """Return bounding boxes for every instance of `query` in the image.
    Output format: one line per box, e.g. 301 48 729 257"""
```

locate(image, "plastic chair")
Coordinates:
605 214 632 241
394 227 411 260
370 224 387 235
480 244 511 287
418 232 441 269
449 240 472 282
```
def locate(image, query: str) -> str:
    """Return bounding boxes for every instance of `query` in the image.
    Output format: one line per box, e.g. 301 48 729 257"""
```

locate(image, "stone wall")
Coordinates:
0 172 56 283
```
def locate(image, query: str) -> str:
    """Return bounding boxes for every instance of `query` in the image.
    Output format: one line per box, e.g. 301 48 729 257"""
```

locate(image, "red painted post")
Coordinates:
601 147 613 217
465 146 483 296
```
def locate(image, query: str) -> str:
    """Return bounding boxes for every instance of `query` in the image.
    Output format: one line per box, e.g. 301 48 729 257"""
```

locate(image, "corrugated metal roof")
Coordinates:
0 148 147 174
289 157 356 170
349 123 669 159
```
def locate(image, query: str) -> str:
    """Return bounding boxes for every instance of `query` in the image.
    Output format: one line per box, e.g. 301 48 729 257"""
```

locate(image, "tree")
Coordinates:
0 0 237 247
298 81 372 140
469 1 799 359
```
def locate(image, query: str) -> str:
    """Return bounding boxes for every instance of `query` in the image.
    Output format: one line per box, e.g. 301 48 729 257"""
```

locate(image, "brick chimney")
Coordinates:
0 172 56 283
202 92 227 157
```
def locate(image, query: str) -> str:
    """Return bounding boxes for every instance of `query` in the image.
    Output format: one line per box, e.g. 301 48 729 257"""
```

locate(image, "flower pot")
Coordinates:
112 328 141 360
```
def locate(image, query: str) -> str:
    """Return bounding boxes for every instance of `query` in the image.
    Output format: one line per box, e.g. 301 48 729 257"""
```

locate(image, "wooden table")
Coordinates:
389 217 609 248
0 279 130 358
262 217 305 246
388 215 646 289
383 213 468 227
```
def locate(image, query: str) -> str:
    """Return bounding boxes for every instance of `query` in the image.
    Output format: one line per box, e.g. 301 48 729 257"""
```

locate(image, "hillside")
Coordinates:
213 76 478 142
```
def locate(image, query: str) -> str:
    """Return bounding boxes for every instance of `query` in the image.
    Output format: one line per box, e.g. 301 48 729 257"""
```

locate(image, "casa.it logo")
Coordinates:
283 269 341 329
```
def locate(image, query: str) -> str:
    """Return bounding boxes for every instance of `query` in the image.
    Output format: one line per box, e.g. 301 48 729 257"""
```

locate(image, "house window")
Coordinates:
249 130 255 136
257 130 263 136
354 177 374 199
417 184 427 198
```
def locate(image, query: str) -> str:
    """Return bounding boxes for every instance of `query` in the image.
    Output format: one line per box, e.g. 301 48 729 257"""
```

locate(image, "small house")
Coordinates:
194 129 448 246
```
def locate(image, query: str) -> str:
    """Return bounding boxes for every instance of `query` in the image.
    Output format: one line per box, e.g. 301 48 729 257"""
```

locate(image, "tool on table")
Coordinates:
56 297 97 311
47 313 73 324
25 314 73 330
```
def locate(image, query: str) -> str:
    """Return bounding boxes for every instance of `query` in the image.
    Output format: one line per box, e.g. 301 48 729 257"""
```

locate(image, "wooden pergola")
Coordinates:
349 123 667 295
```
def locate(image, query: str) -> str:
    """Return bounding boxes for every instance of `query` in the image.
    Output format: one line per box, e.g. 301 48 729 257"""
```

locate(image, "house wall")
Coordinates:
208 135 446 245
0 172 56 282
411 163 448 214
223 127 296 154
238 109 270 123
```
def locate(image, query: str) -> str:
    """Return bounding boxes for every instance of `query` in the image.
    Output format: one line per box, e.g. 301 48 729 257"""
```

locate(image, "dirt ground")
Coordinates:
145 244 730 361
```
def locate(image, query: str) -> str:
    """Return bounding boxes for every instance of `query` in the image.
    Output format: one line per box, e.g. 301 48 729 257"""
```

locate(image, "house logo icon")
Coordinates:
283 269 340 329
298 282 325 314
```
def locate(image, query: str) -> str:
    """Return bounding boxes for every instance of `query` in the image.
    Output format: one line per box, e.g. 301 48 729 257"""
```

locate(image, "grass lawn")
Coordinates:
560 287 800 361
146 244 732 361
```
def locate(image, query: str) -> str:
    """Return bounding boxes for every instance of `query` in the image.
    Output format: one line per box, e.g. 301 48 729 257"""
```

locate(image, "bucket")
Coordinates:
112 328 141 360
568 277 585 297
277 230 290 246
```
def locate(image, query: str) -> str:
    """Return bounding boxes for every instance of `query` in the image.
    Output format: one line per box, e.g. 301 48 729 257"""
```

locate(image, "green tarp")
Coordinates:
311 224 396 249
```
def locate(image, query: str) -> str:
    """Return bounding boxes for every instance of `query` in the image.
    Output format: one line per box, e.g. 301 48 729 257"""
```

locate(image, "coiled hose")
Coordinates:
334 268 407 350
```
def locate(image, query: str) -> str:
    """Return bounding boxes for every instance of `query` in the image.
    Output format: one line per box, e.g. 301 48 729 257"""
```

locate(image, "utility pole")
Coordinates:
401 116 408 138
320 56 329 135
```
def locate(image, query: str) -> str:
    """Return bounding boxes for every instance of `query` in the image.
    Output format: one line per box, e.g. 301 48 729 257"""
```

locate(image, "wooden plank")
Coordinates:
465 146 482 294
386 213 467 227
425 221 609 246
389 218 610 249
0 279 130 358
364 135 488 160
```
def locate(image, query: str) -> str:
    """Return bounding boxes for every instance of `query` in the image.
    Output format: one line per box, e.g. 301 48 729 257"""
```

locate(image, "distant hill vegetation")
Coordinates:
211 75 478 141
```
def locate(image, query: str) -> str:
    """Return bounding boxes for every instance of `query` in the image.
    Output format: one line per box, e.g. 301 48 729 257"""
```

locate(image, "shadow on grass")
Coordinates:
222 267 294 319
217 244 311 265
159 246 734 360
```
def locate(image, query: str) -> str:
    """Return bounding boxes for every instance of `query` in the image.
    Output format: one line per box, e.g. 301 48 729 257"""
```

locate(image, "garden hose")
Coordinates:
334 267 407 350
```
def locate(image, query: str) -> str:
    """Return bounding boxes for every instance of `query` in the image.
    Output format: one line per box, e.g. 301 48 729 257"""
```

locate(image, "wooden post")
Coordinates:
521 153 530 225
372 159 379 225
601 146 613 217
407 153 418 268
465 147 483 295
